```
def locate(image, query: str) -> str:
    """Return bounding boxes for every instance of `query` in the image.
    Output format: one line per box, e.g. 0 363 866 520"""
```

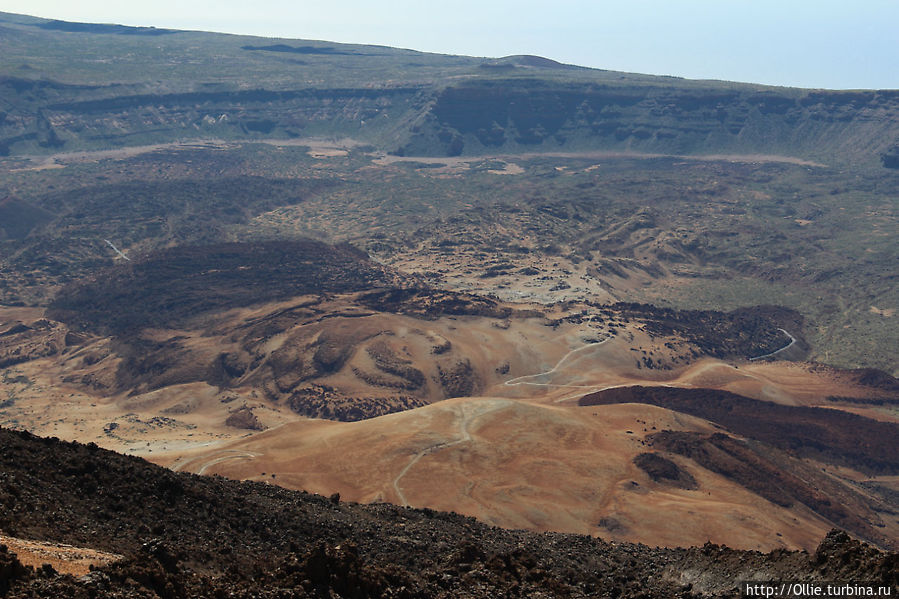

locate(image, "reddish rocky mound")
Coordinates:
0 318 71 369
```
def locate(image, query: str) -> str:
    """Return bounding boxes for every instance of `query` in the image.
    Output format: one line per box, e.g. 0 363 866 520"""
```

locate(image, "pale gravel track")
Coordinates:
503 337 613 389
392 401 507 507
103 239 130 261
749 329 797 361
170 449 261 475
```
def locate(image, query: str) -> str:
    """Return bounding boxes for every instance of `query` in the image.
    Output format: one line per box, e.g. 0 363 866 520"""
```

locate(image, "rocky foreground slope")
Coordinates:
0 427 896 598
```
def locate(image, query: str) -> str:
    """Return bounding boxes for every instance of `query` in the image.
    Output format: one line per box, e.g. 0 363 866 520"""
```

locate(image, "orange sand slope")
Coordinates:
155 342 898 553
0 534 122 577
162 396 846 552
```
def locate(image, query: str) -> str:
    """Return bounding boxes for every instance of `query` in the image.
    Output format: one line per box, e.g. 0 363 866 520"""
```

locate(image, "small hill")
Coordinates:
480 55 574 69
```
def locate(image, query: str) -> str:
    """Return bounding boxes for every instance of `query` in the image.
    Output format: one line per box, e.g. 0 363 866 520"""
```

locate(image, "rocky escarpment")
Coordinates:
395 82 899 164
3 11 899 166
6 76 898 166
0 427 895 598
0 71 424 155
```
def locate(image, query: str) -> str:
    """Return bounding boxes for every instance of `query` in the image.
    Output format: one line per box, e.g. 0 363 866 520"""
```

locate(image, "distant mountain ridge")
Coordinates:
1 11 898 166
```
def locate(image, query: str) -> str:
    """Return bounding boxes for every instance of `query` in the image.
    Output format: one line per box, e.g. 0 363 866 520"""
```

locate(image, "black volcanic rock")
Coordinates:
580 386 899 475
633 452 697 490
47 240 407 334
609 303 808 360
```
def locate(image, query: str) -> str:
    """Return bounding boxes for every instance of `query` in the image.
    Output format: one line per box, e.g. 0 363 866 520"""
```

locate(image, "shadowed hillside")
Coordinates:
579 385 899 474
399 82 899 164
46 240 406 333
0 196 53 240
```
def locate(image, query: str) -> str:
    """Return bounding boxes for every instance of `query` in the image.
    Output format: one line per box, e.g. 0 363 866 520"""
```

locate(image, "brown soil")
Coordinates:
0 535 122 577
161 398 843 552
4 287 897 555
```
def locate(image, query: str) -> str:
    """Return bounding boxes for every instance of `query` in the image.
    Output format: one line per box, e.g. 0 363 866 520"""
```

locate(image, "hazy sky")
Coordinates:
3 0 897 89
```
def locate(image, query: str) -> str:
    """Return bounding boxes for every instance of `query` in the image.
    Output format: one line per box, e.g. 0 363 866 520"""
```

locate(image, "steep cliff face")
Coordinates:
0 76 424 154
397 81 899 164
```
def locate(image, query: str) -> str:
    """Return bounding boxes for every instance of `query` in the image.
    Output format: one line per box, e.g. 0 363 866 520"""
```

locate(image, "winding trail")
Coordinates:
502 328 798 405
503 337 613 389
170 449 261 475
392 401 506 506
749 329 796 361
